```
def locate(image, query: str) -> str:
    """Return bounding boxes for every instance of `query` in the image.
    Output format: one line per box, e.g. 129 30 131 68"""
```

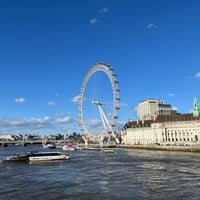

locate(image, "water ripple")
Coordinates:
0 146 200 200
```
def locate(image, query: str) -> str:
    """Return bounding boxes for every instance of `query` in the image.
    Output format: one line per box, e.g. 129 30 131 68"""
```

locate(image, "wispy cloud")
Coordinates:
85 119 103 132
56 116 73 124
90 7 108 25
90 18 98 25
72 95 79 103
195 72 200 80
120 102 128 107
0 116 52 128
99 7 109 13
47 101 57 106
0 114 75 135
167 93 175 97
147 23 158 29
14 97 27 104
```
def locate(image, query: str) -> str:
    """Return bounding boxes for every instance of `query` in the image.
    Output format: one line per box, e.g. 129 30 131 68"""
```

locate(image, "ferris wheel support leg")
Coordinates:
98 105 107 131
98 105 112 132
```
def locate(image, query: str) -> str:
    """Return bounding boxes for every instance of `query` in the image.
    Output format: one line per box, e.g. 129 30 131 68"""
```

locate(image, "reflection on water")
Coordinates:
0 145 200 200
125 149 200 200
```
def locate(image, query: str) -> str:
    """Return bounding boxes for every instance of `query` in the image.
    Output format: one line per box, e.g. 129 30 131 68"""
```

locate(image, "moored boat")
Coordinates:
42 143 56 149
62 145 76 151
101 149 116 153
1 151 70 163
29 152 70 161
2 153 30 162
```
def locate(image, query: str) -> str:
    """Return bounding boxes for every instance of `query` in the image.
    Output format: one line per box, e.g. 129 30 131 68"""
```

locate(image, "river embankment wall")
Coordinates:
117 144 200 153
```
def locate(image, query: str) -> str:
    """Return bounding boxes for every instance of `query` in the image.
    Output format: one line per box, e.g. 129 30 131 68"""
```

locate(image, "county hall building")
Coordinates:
121 97 200 146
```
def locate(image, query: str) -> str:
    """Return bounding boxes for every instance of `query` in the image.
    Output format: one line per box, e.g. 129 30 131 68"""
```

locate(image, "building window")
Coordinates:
175 131 177 137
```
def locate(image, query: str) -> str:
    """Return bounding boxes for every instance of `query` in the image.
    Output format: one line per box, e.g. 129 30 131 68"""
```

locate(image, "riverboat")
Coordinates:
62 145 76 151
101 149 116 153
42 143 56 149
1 151 70 163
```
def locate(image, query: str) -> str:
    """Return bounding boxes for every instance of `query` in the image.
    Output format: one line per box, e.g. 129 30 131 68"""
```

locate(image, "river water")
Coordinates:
0 145 199 200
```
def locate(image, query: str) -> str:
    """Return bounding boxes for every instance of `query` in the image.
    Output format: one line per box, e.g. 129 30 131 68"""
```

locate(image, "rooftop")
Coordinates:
124 113 200 129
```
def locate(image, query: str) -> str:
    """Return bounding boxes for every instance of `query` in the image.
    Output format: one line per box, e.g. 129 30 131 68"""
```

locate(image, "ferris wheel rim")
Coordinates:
78 62 120 135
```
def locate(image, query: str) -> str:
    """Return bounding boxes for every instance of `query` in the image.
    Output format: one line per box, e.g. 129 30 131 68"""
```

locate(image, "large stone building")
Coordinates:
137 98 177 121
121 98 200 146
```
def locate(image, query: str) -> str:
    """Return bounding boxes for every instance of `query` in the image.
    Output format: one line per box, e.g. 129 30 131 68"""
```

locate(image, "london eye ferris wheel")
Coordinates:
78 62 120 145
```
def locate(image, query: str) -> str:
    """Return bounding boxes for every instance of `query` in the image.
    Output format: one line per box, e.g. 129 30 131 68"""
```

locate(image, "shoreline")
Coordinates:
117 144 200 153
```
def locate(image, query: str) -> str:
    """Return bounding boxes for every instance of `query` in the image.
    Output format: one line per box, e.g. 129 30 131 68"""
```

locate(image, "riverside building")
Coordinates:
121 97 200 146
137 98 177 121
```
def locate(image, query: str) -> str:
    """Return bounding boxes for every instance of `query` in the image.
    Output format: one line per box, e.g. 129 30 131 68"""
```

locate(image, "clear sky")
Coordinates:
0 0 200 136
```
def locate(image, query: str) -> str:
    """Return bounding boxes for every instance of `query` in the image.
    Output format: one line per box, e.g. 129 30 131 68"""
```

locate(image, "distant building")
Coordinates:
121 97 200 146
137 98 177 121
0 134 15 141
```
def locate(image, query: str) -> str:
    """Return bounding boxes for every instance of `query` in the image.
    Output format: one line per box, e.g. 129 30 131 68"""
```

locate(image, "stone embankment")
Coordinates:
117 144 200 153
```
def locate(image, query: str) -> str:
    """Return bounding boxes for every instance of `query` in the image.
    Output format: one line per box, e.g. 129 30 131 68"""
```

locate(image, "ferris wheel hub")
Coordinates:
92 100 105 106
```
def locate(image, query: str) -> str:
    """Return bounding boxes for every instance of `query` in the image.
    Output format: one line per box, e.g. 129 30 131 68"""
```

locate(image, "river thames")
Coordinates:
0 145 200 200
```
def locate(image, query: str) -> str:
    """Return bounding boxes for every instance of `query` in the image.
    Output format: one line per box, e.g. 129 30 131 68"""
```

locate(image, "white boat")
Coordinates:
29 152 70 162
1 151 70 163
101 149 116 153
43 143 56 149
62 145 76 151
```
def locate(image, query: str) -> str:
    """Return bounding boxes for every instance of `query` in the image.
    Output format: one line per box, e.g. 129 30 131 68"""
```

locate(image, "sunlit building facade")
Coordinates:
137 98 177 121
121 98 200 146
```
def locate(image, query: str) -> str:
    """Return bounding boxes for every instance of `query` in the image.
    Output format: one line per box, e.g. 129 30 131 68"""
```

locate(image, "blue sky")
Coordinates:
0 0 200 136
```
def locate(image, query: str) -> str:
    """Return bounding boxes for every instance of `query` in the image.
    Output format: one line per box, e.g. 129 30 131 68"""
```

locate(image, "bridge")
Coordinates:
0 139 65 147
